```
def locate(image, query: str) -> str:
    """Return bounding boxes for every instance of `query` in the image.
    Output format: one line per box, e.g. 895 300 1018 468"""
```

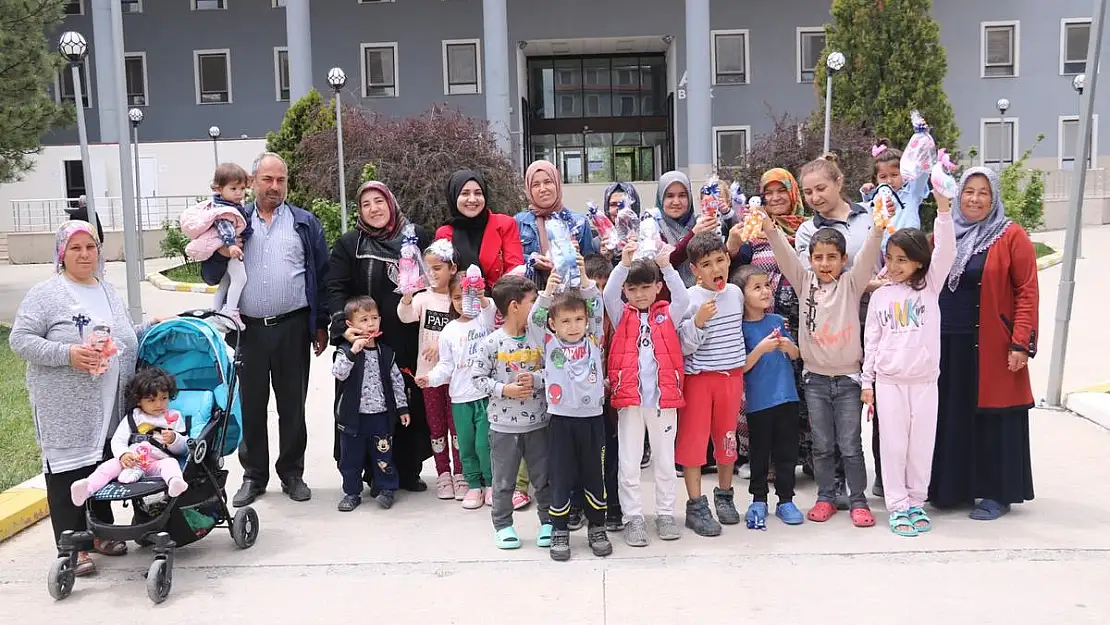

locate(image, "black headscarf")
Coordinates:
446 169 490 272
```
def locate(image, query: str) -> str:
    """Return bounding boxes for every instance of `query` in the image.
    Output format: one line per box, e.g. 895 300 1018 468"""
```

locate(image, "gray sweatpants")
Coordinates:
490 427 551 531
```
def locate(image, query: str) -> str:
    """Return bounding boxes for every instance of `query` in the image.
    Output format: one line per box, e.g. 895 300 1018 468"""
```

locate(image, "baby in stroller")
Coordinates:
71 366 190 505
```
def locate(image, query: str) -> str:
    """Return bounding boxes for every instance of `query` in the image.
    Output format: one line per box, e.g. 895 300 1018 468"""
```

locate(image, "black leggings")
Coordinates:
44 462 115 551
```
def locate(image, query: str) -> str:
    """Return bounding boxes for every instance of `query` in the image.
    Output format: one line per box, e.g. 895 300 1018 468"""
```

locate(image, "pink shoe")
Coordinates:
435 472 454 500
512 490 532 510
484 487 493 507
461 488 484 510
167 477 188 498
70 479 90 506
453 474 467 501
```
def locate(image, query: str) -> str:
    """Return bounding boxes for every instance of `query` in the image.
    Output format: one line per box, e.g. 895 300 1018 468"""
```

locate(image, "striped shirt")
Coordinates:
678 283 747 374
239 203 308 318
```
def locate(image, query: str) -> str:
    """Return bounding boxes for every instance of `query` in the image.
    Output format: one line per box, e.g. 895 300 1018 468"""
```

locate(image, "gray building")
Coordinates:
44 0 1110 195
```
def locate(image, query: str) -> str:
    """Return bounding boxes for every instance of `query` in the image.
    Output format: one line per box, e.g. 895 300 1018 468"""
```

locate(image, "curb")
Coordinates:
1036 250 1064 270
0 475 49 544
147 269 218 294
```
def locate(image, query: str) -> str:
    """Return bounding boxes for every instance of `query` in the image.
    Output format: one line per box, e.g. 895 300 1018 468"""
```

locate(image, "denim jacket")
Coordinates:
514 209 597 258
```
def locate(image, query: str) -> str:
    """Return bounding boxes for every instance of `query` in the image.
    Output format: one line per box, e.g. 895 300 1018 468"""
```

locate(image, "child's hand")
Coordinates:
691 214 718 235
693 299 718 329
544 272 562 295
861 182 875 196
861 388 874 407
401 292 414 305
229 244 243 260
757 333 779 354
415 375 429 389
161 430 176 445
516 372 534 389
726 223 745 254
351 337 368 353
503 383 530 400
654 247 672 269
576 254 586 277
760 210 774 234
400 413 411 427
933 191 952 214
421 343 439 364
120 452 138 469
621 238 638 266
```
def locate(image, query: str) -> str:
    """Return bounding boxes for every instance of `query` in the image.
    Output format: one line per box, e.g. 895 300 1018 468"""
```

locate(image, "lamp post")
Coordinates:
58 32 96 233
128 107 146 278
1072 73 1087 259
823 51 845 154
327 67 349 233
995 98 1010 171
208 125 221 168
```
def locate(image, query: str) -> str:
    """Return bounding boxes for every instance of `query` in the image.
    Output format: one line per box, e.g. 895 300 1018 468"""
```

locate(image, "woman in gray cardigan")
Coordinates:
9 221 158 576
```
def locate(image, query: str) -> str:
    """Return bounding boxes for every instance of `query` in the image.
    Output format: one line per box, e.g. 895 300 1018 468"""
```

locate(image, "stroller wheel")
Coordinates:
47 556 75 600
146 559 172 604
231 506 259 549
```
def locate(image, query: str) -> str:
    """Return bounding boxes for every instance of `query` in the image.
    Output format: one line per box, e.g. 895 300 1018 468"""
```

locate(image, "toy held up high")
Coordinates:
614 202 640 244
85 322 119 378
633 207 665 261
460 265 485 318
700 175 726 241
395 223 430 295
729 181 747 213
930 148 959 199
872 184 897 234
587 201 619 252
545 218 580 292
739 197 767 242
899 111 938 183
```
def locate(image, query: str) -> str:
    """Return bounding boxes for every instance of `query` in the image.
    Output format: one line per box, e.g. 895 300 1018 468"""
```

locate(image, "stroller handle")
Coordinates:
167 308 243 354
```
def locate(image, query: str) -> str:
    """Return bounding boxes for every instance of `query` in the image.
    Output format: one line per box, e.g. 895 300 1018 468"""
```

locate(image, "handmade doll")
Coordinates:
396 223 430 295
545 218 580 291
899 111 937 183
587 201 619 252
930 148 959 199
85 322 118 378
461 265 486 319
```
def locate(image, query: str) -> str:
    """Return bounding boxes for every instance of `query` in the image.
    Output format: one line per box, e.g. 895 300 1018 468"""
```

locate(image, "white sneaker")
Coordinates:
738 463 752 479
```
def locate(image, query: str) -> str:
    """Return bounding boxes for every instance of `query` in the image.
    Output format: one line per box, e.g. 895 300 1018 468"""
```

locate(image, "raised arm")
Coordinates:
663 266 689 321
766 222 807 296
926 204 956 290
849 223 884 291
603 263 629 330
581 282 604 342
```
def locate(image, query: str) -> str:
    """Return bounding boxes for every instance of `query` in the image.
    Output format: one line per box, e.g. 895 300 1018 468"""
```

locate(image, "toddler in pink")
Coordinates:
861 191 956 537
71 367 189 505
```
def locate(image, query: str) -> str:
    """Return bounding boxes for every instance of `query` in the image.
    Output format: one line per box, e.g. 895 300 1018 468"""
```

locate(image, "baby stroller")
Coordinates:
48 310 258 604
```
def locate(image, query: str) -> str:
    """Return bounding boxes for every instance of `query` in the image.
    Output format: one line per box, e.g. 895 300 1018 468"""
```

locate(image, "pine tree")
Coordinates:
812 0 960 153
0 0 73 183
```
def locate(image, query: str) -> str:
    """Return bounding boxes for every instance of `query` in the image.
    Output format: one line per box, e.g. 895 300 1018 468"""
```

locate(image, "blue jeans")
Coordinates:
804 373 868 508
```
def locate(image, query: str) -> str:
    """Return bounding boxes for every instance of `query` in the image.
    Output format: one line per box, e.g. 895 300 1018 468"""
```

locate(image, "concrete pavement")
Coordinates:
1 235 1110 621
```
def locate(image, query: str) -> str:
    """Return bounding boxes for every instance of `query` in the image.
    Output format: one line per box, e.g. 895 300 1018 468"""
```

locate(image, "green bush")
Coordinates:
265 88 336 209
160 220 190 264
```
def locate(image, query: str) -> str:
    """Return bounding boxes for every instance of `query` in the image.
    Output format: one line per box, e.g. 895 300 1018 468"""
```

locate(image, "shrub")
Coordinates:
159 220 193 268
265 88 336 209
296 104 525 232
963 133 1047 232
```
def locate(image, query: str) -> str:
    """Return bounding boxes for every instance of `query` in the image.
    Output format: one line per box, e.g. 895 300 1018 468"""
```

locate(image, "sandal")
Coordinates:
850 507 876 528
536 523 554 548
494 526 521 550
969 499 1010 521
907 506 932 532
74 552 96 577
806 501 837 523
888 511 917 537
92 538 128 556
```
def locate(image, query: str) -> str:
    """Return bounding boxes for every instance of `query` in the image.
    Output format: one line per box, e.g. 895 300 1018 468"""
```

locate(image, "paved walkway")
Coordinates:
1 232 1109 621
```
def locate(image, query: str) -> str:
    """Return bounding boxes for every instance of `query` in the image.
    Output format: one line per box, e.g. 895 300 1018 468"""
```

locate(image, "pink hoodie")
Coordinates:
861 212 956 386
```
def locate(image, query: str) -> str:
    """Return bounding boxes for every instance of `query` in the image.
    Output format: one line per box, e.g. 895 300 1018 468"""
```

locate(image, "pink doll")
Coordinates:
396 223 431 295
84 322 118 378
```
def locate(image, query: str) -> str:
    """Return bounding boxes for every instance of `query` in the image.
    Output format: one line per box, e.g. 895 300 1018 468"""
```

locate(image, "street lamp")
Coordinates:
327 67 349 233
128 107 146 278
823 51 846 154
208 125 221 169
995 98 1010 171
58 31 97 234
1071 73 1087 258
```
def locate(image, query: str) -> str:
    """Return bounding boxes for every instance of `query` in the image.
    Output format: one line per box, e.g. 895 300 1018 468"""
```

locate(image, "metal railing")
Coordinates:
1043 168 1107 201
8 195 202 233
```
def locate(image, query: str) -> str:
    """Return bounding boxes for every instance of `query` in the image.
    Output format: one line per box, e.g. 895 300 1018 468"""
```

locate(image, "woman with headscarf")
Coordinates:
729 169 812 477
515 160 597 290
930 167 1038 520
326 181 433 495
434 169 524 281
593 182 643 262
9 220 159 576
657 170 734 288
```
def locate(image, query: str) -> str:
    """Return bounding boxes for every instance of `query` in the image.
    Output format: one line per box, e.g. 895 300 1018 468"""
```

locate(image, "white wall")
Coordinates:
0 138 268 231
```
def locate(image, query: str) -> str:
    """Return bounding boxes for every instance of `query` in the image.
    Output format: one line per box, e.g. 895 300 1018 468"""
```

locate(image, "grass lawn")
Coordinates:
0 327 40 492
1034 242 1056 258
163 261 203 283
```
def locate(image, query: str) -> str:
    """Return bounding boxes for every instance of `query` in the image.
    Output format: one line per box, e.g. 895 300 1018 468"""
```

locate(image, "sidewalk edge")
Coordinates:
147 269 217 294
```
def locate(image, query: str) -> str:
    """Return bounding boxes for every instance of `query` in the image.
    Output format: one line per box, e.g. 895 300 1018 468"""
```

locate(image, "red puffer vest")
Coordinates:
607 300 685 410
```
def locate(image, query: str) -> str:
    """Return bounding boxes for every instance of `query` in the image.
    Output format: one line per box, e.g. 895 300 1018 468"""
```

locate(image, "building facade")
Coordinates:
4 0 1108 233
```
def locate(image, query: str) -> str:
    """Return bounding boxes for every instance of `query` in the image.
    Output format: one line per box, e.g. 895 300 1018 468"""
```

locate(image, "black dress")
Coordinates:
326 227 433 490
930 251 1035 507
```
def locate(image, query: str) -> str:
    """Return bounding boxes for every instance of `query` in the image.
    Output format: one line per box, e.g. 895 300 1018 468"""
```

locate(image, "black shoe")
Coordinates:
337 494 361 512
675 464 685 478
640 445 652 469
872 483 885 498
375 489 396 509
550 529 571 561
399 477 427 492
605 513 625 532
232 480 265 507
587 525 613 557
567 507 585 531
281 477 312 502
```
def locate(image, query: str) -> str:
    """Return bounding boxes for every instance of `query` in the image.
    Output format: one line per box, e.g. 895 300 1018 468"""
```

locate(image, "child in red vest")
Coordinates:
602 239 689 546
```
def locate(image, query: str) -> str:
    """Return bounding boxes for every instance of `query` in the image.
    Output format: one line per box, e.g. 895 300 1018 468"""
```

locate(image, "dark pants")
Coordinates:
237 309 311 486
872 404 883 487
572 406 620 520
549 415 606 531
748 402 800 503
44 443 115 550
338 411 397 496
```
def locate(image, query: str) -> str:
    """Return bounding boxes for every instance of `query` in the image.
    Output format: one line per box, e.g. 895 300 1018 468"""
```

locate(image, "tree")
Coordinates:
0 0 74 183
297 104 525 233
813 0 960 155
264 88 334 209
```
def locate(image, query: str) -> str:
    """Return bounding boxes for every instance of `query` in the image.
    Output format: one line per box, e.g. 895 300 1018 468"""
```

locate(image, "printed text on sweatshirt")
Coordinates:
397 290 452 377
677 283 747 374
427 302 497 403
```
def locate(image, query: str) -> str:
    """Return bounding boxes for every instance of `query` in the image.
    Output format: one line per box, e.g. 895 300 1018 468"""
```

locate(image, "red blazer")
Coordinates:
970 224 1039 411
435 213 524 284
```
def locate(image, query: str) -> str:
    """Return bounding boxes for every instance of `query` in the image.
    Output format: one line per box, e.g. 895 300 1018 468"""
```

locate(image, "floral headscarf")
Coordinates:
759 168 806 242
948 166 1012 292
54 220 104 277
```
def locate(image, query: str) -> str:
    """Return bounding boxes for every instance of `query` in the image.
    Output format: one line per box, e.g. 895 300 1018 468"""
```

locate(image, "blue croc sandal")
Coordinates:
907 506 932 533
536 523 554 548
775 501 805 525
495 526 521 550
889 511 918 537
969 499 1010 521
745 502 768 530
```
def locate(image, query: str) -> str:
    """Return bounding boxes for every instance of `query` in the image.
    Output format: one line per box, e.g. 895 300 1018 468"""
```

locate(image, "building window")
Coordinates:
274 47 290 101
55 58 91 108
1061 19 1091 75
122 0 142 12
797 27 826 83
1059 115 1098 170
442 39 481 95
711 30 749 85
124 52 148 106
63 0 82 15
980 118 1017 167
982 21 1019 77
358 0 395 3
194 49 231 104
714 126 750 168
361 42 398 97
272 0 285 6
193 0 225 9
